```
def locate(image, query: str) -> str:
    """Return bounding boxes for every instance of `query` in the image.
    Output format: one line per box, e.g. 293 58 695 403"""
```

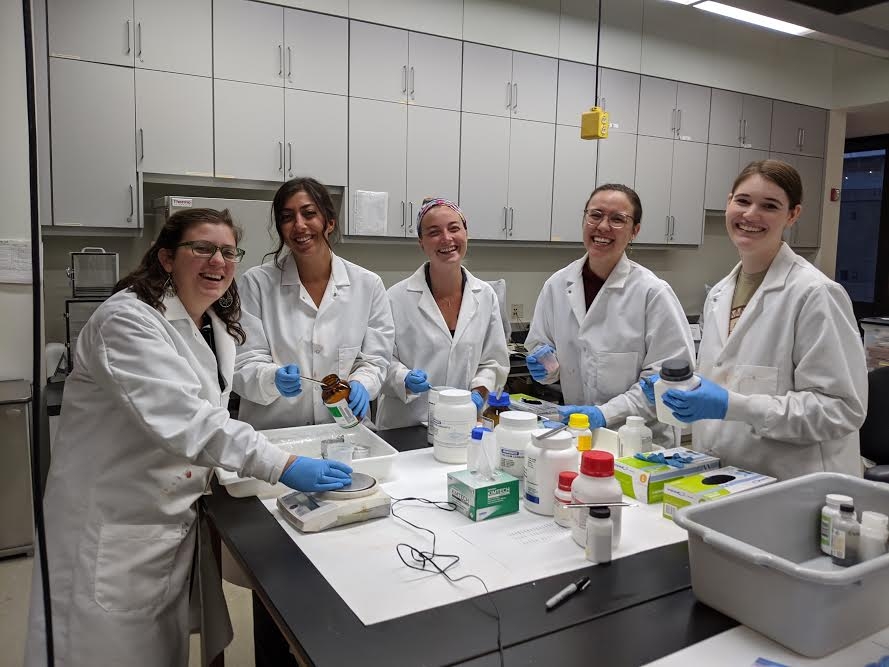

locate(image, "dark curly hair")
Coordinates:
114 208 246 344
265 176 341 269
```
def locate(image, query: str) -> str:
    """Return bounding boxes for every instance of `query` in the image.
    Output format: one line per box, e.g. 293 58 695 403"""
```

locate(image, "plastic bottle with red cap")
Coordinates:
571 450 623 548
553 471 579 528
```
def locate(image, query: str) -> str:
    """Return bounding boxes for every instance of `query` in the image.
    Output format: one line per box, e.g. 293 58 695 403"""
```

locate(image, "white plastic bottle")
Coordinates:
859 511 889 561
494 410 537 482
524 428 577 516
618 416 653 457
433 389 476 463
567 413 593 453
427 385 452 445
585 506 613 564
654 359 701 429
553 471 579 528
468 427 484 474
820 493 853 555
571 450 623 548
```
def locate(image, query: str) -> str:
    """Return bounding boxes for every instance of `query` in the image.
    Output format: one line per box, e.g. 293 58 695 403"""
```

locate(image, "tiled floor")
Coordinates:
0 556 255 667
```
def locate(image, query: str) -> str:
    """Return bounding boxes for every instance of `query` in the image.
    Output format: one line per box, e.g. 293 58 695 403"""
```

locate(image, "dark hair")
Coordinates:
115 208 246 344
586 183 643 227
266 177 341 269
731 159 803 209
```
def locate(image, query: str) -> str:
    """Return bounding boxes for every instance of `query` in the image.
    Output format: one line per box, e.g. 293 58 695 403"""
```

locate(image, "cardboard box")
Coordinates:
447 469 520 522
614 448 720 504
662 466 777 520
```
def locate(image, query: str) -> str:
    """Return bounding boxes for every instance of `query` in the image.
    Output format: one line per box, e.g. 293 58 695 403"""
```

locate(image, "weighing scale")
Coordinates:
276 472 391 532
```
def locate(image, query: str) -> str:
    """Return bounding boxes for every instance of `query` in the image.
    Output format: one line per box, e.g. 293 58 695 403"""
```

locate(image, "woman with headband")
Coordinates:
375 198 509 429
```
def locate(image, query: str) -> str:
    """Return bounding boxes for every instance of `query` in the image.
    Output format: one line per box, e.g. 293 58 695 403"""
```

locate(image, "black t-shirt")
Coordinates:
581 261 606 311
199 314 226 392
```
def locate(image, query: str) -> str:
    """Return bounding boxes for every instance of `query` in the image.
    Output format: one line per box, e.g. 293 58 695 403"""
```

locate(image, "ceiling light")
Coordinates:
662 0 700 4
695 2 812 36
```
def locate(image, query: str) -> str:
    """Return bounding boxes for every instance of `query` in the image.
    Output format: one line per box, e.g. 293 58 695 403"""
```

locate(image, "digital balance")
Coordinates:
276 472 391 532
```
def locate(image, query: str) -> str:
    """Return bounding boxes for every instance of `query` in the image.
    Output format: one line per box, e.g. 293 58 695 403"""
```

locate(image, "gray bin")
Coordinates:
673 472 889 658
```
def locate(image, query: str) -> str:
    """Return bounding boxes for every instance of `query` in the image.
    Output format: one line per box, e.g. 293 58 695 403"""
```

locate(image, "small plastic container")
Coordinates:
524 428 577 516
553 471 579 528
654 359 700 428
860 511 889 561
567 413 593 452
820 493 853 555
618 416 653 457
482 392 511 429
327 442 354 466
585 506 613 564
494 410 537 481
571 450 622 548
535 347 559 374
427 386 452 445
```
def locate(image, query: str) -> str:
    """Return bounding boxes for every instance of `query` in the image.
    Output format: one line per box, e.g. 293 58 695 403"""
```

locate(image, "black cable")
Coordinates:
22 0 53 663
593 0 603 107
389 497 505 667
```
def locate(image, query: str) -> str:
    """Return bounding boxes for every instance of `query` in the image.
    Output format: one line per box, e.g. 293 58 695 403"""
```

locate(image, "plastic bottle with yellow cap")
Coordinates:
568 413 593 453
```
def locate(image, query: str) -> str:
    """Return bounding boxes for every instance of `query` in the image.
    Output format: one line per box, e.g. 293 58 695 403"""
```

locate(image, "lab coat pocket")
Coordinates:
94 522 188 613
597 352 639 398
338 345 361 378
731 365 779 396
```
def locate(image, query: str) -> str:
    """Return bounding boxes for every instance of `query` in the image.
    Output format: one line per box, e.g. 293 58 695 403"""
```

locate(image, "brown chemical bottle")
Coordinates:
321 374 359 429
481 391 511 429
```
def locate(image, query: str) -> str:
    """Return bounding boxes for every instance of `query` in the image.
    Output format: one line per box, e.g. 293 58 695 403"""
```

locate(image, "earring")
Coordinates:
217 290 233 309
163 272 176 296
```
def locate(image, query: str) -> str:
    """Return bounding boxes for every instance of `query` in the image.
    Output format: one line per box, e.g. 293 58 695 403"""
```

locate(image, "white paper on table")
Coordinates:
351 190 388 235
0 239 32 284
644 625 889 667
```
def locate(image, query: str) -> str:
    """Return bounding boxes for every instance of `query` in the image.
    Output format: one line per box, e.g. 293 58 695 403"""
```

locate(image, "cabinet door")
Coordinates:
350 0 463 39
213 0 284 87
47 0 134 67
596 132 637 188
285 10 348 95
552 125 597 242
770 101 806 155
704 145 739 211
559 0 598 64
459 113 510 240
793 155 824 247
597 68 639 135
214 80 285 182
708 89 743 147
463 0 560 57
798 107 827 158
741 95 772 151
510 52 558 123
637 76 676 140
134 0 211 76
632 136 672 244
349 99 408 236
669 141 707 245
135 70 213 177
407 33 462 111
556 60 596 127
285 90 347 186
675 83 710 143
349 21 408 104
461 43 513 119
738 147 768 171
50 59 137 228
407 107 460 235
508 120 555 241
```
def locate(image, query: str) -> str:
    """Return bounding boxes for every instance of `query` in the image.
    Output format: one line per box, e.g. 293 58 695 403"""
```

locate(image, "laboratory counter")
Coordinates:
202 425 737 667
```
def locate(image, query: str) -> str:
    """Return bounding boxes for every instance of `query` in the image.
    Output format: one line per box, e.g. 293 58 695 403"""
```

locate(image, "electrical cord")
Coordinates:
389 497 505 667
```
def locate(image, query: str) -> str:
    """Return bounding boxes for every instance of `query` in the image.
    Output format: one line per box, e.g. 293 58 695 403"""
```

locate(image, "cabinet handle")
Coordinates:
278 141 283 171
127 184 134 222
287 46 292 80
670 215 675 241
797 128 803 149
278 45 283 77
408 202 414 233
409 67 415 98
665 215 670 241
742 119 748 145
5 408 22 417
513 83 518 111
506 82 511 109
508 208 514 235
125 20 131 55
139 128 144 162
401 201 406 228
502 207 508 231
738 118 744 143
800 128 806 150
402 65 407 94
137 22 142 60
287 142 293 176
676 109 682 136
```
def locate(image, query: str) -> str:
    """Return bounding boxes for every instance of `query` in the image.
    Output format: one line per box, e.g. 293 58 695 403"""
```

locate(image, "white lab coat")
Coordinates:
693 243 866 480
234 253 394 430
25 291 291 667
526 254 694 445
375 265 510 429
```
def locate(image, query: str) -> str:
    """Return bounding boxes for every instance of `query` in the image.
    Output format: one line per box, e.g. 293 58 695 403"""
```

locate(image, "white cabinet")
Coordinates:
459 113 510 240
213 0 284 87
771 152 823 248
638 76 710 142
349 0 464 40
214 80 285 182
134 0 212 76
285 90 348 186
709 90 772 150
596 132 637 188
50 59 137 228
704 145 768 210
135 70 213 177
552 124 597 242
669 141 708 245
508 120 555 241
463 0 560 57
770 102 827 158
406 106 461 234
408 32 463 111
511 52 558 123
557 60 596 127
47 0 134 67
596 68 640 135
285 10 348 94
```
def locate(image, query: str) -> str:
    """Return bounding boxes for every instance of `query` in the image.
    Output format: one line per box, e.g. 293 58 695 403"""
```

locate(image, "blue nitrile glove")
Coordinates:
348 380 370 419
275 364 302 397
634 451 692 469
662 377 728 423
526 345 555 382
639 374 659 404
864 656 889 667
557 405 606 429
404 369 431 394
471 390 484 410
279 456 352 492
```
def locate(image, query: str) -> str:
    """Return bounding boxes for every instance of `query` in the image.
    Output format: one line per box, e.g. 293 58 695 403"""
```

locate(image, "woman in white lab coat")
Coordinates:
25 209 351 667
525 184 694 445
234 177 394 430
651 160 866 479
375 199 509 429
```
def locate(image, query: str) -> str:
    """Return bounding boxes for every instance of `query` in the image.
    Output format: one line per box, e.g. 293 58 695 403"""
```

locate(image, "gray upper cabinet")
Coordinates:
675 83 711 143
213 0 284 87
556 60 596 127
551 124 597 243
709 89 772 150
638 76 710 142
634 136 674 244
50 59 137 228
772 152 824 247
596 68 639 135
510 52 558 123
462 43 514 118
704 145 768 210
770 101 827 158
285 10 348 95
507 120 555 240
134 0 212 76
47 0 134 67
459 113 511 240
285 90 348 186
349 22 409 104
596 132 637 188
406 106 461 233
408 32 463 111
349 0 463 39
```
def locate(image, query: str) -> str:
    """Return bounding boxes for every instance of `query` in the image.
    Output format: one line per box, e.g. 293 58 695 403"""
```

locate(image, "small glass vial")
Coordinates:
618 416 653 457
859 511 889 562
654 359 700 428
830 503 860 567
585 506 613 564
482 392 511 429
553 471 579 528
820 493 853 555
320 374 359 429
567 413 593 452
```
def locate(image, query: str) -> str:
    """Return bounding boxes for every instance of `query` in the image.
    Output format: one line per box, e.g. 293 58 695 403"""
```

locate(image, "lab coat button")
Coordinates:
314 345 321 354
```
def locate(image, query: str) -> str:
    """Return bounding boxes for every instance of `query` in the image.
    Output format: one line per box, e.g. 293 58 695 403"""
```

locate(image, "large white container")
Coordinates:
524 428 577 516
427 385 452 445
654 359 700 428
618 416 653 457
433 389 476 463
571 450 623 548
494 410 537 481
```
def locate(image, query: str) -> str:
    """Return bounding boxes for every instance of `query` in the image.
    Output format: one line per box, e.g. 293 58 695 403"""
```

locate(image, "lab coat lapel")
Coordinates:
408 266 452 339
318 253 351 311
209 310 234 404
280 253 318 313
453 274 480 345
161 295 222 405
708 268 737 350
565 256 588 330
726 243 794 344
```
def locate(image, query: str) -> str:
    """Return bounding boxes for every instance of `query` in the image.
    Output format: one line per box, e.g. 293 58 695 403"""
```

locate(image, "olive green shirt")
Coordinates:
729 269 767 335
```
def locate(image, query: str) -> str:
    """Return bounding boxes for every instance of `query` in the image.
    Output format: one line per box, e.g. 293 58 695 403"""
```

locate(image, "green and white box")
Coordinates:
614 447 720 504
447 469 520 522
663 466 777 520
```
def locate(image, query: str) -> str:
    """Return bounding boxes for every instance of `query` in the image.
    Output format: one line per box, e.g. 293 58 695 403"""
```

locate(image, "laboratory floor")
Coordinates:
0 555 256 667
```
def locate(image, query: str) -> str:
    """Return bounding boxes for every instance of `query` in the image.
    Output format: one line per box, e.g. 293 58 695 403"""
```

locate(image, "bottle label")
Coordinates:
524 454 540 504
499 447 524 476
435 418 473 448
325 398 358 429
820 514 832 549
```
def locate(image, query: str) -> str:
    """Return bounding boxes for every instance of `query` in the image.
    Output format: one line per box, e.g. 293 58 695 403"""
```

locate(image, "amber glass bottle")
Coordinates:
321 374 359 428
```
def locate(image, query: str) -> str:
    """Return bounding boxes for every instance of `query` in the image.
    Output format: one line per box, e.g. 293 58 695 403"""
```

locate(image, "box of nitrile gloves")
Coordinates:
447 470 519 522
662 466 777 520
613 448 720 504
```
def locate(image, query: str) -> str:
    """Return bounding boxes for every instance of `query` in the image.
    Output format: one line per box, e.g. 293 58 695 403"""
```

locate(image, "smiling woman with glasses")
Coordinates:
524 183 694 447
177 240 247 263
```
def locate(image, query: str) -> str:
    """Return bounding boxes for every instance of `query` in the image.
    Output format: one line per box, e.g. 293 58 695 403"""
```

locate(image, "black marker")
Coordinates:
545 576 590 611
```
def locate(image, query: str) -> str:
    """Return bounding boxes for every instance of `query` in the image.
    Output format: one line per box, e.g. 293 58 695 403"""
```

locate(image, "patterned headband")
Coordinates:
415 198 467 237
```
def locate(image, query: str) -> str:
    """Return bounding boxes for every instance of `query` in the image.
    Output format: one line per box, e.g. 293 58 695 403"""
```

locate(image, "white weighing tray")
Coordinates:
215 423 398 498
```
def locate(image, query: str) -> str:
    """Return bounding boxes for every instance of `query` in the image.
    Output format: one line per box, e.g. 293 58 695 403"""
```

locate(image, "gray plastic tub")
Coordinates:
673 472 889 657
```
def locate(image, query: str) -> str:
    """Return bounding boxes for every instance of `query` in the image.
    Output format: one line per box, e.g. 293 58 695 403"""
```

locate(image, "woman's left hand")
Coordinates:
662 377 728 422
558 405 606 429
348 380 370 419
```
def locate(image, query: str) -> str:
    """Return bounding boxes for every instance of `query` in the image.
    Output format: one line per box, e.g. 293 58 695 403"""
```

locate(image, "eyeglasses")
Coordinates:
176 241 246 263
583 209 634 229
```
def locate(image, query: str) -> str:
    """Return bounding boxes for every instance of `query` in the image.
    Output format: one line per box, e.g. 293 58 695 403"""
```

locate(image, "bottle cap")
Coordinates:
558 471 579 491
626 416 644 426
439 388 471 404
589 506 611 519
471 426 486 441
498 411 538 429
542 420 563 429
487 392 510 408
826 493 853 507
861 511 889 528
568 413 590 429
839 503 855 514
660 358 693 382
580 450 614 477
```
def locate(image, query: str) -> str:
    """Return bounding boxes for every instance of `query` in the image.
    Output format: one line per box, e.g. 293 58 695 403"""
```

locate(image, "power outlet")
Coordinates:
510 304 523 321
